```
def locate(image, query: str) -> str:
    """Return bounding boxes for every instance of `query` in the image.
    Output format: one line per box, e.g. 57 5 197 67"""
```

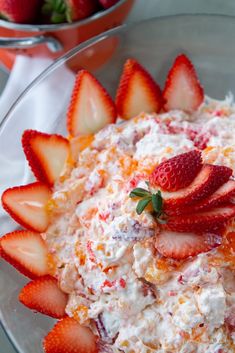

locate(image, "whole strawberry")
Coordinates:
149 150 202 191
99 0 120 9
42 0 98 23
0 0 41 23
65 0 98 21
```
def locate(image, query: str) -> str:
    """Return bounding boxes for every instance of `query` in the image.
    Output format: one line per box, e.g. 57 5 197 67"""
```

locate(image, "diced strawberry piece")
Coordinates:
162 164 232 211
184 180 235 213
225 310 235 328
22 130 70 187
163 54 204 112
0 230 49 279
43 317 98 353
67 70 117 137
149 150 202 191
155 230 222 259
19 275 68 318
1 182 51 232
115 58 163 120
164 205 235 233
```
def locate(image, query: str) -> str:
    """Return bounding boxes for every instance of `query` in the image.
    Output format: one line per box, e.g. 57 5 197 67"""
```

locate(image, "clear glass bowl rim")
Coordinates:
2 13 235 134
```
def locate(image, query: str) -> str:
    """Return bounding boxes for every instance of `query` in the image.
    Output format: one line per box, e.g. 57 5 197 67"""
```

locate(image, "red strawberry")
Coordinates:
155 230 222 259
22 130 70 187
99 0 119 9
149 150 202 191
162 164 233 210
43 317 98 353
163 54 204 112
1 182 51 232
183 180 235 213
67 70 117 137
0 230 49 279
65 0 98 22
164 205 235 233
225 310 235 329
42 0 98 24
115 59 163 120
0 0 40 23
19 275 68 318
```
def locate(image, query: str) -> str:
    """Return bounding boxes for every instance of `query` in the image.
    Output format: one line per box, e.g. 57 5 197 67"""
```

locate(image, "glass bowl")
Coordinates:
1 14 235 353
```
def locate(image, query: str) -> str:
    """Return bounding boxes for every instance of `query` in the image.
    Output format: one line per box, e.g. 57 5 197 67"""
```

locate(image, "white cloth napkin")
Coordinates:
0 55 75 234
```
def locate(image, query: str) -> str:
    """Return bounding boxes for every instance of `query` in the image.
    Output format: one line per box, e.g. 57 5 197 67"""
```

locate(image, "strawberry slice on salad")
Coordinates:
164 205 235 233
19 275 68 318
183 179 235 213
155 230 222 259
149 150 202 191
67 70 117 136
0 230 49 279
22 130 70 186
162 164 232 210
116 58 163 120
1 182 51 232
43 317 98 353
163 54 204 112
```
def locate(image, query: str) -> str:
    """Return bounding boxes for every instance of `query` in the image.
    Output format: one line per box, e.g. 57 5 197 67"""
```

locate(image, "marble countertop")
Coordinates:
2 0 235 352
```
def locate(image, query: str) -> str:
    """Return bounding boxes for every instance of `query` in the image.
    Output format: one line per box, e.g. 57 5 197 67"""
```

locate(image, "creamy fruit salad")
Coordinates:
1 54 235 353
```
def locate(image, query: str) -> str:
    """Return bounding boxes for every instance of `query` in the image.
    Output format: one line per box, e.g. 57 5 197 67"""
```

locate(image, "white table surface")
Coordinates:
2 0 235 352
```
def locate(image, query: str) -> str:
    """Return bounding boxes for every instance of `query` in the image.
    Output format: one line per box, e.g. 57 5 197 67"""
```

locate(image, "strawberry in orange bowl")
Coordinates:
0 0 122 24
1 53 235 353
0 0 132 70
99 0 120 9
42 0 99 23
0 0 41 23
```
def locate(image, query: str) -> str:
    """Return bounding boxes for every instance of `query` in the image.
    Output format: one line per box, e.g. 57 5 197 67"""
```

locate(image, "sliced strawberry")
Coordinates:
1 182 51 232
67 70 117 137
22 130 70 186
115 58 163 120
163 54 204 112
19 275 68 318
149 150 202 191
164 205 235 233
162 164 232 210
0 230 48 279
173 180 235 214
43 317 98 353
155 230 222 259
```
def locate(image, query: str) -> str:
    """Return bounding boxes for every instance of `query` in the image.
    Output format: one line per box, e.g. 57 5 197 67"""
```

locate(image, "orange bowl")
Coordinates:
0 0 134 70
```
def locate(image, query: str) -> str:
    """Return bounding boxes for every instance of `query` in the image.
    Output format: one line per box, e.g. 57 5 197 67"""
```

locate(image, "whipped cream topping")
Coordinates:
45 96 235 353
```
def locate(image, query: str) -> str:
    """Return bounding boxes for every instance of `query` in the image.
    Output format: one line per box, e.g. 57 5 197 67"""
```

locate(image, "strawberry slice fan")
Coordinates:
1 53 235 353
130 150 235 259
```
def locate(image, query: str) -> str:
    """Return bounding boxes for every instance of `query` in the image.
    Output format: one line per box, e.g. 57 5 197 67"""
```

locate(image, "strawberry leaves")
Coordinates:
129 187 151 198
136 196 152 215
129 186 167 223
42 0 67 24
